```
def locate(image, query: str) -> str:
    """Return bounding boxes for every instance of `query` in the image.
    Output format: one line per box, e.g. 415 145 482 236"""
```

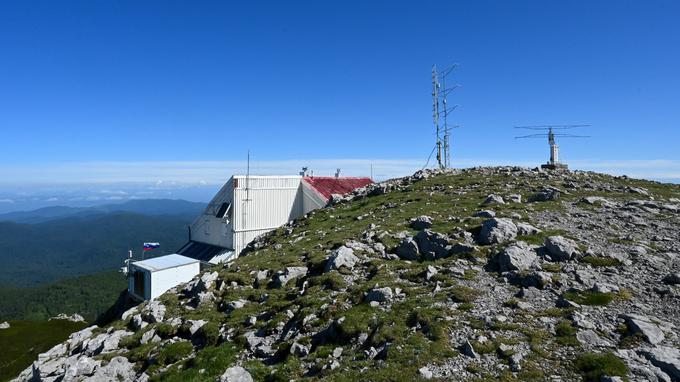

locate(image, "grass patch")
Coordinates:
0 320 88 381
563 291 613 306
151 343 238 382
554 320 579 346
457 302 474 311
574 352 628 381
580 256 620 267
450 285 480 303
542 263 563 273
156 341 193 366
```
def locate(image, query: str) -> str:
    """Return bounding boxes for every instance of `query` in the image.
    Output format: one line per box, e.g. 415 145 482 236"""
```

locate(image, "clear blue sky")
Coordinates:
0 1 679 194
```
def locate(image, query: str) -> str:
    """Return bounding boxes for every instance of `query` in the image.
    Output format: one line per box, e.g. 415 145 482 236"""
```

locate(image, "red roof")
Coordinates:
303 176 373 201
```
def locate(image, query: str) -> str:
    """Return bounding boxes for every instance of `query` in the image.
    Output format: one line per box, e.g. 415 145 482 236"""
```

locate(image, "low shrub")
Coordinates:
157 341 193 366
574 352 628 381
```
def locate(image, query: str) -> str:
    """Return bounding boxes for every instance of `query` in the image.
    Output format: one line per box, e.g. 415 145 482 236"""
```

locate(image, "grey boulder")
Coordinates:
497 242 538 272
478 218 518 245
219 366 254 382
325 246 359 272
410 215 433 230
544 236 581 261
273 267 308 287
620 314 666 345
395 237 420 261
640 346 680 380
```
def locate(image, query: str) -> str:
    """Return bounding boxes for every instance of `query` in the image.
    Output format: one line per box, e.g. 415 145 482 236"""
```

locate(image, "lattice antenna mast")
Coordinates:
430 64 460 169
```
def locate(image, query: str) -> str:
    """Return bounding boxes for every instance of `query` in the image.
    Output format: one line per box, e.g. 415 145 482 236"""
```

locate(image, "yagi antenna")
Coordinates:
514 124 591 170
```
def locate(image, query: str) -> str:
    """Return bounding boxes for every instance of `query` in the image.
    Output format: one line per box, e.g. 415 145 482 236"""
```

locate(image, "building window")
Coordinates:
216 202 231 219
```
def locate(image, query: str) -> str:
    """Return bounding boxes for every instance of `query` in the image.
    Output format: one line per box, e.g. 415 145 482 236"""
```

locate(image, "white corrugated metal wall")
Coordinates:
232 175 302 254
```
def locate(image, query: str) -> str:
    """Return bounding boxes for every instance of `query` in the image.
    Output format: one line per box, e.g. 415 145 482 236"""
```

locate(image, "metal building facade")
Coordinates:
231 175 303 255
183 174 372 262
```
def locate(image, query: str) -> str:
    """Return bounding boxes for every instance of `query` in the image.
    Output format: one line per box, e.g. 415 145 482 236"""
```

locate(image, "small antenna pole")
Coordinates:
432 65 442 169
246 150 250 201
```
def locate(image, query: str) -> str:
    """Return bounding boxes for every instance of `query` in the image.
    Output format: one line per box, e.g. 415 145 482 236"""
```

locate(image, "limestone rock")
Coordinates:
461 340 479 359
290 342 310 357
88 356 137 381
142 300 166 323
62 355 99 380
273 267 308 287
418 366 433 379
529 188 560 202
366 287 393 304
473 210 495 218
640 346 680 380
414 230 450 260
425 265 438 280
139 329 161 345
187 320 207 336
325 246 359 272
497 242 538 272
544 236 581 261
516 222 541 236
483 194 505 205
395 237 420 260
219 366 254 382
49 313 85 323
410 215 433 230
620 314 666 345
478 218 518 245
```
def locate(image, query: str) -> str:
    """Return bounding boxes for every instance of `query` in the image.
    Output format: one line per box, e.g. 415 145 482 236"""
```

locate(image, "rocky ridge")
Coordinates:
13 166 680 381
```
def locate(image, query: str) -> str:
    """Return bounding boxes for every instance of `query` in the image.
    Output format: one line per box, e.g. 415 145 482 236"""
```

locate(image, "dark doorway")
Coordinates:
133 271 145 297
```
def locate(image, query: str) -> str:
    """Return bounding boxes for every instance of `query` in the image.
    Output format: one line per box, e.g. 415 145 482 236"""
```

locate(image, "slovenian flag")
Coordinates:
143 242 160 252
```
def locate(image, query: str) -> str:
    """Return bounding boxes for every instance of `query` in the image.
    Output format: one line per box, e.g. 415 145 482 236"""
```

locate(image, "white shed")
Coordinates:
128 254 200 300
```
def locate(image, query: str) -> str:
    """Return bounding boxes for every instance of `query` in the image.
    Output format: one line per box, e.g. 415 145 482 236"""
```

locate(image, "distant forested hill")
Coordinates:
0 199 205 224
0 202 201 287
0 270 126 321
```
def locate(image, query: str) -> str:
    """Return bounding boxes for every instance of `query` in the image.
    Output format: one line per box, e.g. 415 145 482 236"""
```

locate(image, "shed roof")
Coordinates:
302 176 373 201
178 241 232 262
132 254 199 272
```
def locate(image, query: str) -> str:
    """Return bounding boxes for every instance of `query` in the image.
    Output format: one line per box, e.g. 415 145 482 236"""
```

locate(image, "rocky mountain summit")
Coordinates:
14 167 680 381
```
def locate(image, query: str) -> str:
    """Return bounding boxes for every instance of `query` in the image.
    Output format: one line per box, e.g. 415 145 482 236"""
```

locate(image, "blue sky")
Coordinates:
0 1 679 211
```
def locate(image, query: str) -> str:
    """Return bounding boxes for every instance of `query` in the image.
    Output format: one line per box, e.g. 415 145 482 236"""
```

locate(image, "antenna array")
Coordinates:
514 125 590 169
431 64 459 169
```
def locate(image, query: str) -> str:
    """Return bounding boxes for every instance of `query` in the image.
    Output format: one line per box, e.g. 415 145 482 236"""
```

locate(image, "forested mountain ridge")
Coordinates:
0 203 201 287
0 199 205 224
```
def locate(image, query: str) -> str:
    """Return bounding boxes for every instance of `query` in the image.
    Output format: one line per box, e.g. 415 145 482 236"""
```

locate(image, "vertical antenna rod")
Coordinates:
432 65 442 169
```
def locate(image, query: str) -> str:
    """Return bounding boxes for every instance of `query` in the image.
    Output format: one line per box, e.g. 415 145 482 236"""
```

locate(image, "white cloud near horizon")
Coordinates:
0 158 679 187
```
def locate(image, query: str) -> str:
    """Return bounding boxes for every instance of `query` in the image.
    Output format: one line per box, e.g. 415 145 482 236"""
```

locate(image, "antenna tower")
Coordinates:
431 64 459 169
514 125 590 169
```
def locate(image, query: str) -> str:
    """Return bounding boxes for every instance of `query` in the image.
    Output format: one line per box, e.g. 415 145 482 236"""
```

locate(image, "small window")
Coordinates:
233 178 239 188
216 202 231 219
